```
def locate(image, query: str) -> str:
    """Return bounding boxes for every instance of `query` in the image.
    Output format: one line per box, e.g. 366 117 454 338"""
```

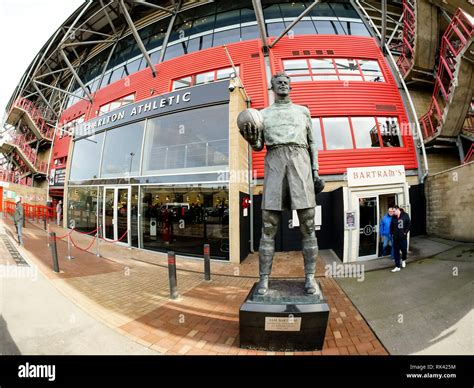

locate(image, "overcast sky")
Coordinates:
0 0 85 121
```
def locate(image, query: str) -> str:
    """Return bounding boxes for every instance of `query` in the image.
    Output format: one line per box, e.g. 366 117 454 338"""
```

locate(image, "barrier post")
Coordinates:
49 232 60 273
204 244 211 281
168 251 178 300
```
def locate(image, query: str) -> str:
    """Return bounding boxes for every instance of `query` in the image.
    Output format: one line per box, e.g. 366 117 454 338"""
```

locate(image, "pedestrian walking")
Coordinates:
380 206 394 259
13 196 24 246
390 205 411 272
56 200 62 226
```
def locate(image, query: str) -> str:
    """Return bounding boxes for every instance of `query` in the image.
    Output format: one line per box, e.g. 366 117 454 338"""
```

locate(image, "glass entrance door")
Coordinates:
358 197 378 259
103 186 130 245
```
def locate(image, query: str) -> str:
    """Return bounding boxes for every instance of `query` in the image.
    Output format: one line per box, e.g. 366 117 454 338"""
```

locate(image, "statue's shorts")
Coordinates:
262 145 316 211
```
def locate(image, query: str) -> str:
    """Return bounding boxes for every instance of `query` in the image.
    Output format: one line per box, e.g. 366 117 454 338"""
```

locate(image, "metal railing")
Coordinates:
11 97 55 140
394 0 416 78
7 133 48 174
419 9 474 141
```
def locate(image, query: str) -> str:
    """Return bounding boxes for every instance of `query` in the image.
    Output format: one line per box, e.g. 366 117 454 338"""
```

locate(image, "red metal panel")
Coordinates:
252 35 418 178
56 36 418 180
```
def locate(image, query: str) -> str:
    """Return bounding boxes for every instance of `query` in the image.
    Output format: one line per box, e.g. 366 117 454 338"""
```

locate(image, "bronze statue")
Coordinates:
239 72 325 295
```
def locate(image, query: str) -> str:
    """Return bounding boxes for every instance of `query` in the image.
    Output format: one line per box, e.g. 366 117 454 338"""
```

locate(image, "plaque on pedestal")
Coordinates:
239 280 329 351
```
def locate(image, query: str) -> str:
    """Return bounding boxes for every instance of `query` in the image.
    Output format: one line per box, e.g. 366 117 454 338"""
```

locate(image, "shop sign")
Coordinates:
347 165 406 187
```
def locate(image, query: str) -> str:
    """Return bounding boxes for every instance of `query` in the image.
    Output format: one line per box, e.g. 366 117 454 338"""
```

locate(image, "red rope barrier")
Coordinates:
100 229 128 243
70 234 97 252
72 227 98 236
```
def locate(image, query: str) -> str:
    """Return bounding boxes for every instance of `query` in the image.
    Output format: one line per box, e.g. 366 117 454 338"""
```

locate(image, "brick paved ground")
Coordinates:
1 217 388 356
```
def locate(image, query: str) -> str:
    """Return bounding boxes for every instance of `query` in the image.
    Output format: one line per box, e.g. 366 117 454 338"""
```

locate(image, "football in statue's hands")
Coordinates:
237 108 264 133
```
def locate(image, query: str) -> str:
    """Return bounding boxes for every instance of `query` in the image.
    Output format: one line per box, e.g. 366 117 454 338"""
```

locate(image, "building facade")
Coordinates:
4 0 454 263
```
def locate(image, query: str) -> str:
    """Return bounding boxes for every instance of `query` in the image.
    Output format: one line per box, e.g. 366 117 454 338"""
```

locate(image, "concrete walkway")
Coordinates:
0 218 387 355
0 226 157 355
336 243 474 355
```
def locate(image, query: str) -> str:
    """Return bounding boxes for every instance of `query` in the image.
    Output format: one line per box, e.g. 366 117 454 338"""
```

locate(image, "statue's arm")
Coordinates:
252 126 265 152
306 111 319 173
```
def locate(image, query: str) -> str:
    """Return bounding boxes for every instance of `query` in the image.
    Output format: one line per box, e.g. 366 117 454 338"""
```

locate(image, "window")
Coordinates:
377 117 403 147
69 132 105 181
67 187 98 233
98 93 135 116
101 122 145 178
351 117 380 148
283 58 385 83
323 117 354 150
140 185 229 260
311 118 324 150
142 105 229 175
172 67 239 91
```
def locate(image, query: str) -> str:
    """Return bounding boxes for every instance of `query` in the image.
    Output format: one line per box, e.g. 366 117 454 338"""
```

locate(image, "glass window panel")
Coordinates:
241 24 259 41
332 20 347 35
377 117 403 147
142 105 229 175
196 71 215 85
172 76 193 91
240 7 257 23
266 22 285 37
281 2 307 17
322 117 353 150
189 14 215 35
335 58 359 74
310 59 335 73
216 67 239 80
284 59 309 72
291 75 313 82
311 118 324 150
351 117 380 148
67 187 98 233
187 34 213 53
214 10 241 29
359 60 384 82
309 3 335 17
330 3 360 19
312 75 339 80
339 75 364 81
69 132 104 181
163 42 187 61
288 20 317 36
149 50 161 64
348 22 371 36
263 4 282 19
314 20 337 35
140 185 229 260
212 28 241 47
101 122 144 178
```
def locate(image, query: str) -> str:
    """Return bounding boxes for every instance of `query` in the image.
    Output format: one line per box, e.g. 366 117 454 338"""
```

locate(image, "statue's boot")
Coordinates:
302 236 320 295
257 237 274 295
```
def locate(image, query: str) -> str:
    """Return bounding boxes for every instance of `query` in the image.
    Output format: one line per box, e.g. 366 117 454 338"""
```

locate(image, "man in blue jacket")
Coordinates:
380 207 394 259
390 206 411 272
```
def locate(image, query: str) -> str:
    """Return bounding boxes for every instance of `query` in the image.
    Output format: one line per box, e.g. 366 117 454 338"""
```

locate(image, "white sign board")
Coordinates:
347 165 406 187
292 206 322 229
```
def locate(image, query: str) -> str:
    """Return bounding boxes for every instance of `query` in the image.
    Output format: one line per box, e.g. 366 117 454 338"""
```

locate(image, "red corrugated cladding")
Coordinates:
54 35 418 180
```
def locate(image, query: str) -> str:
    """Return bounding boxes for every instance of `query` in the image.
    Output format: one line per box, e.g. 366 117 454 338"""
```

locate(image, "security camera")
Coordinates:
228 83 235 92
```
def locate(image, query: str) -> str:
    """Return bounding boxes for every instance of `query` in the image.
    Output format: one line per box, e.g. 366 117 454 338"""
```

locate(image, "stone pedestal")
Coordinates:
239 280 329 351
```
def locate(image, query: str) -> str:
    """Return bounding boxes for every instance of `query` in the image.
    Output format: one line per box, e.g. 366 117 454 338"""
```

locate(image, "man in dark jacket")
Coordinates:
13 197 24 246
390 205 411 272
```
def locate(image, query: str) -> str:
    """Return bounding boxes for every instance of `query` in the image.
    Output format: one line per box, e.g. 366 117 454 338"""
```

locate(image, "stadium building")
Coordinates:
1 0 473 263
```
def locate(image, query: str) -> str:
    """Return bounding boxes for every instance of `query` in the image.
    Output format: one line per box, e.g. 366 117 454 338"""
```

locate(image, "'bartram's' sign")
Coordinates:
347 165 406 187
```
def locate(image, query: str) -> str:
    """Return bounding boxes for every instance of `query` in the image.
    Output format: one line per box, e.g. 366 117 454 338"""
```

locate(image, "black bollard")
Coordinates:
43 215 47 231
204 244 211 281
167 251 178 299
49 232 60 273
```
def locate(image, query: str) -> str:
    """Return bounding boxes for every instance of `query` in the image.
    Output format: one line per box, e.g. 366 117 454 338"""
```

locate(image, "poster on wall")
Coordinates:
345 211 356 229
50 168 66 187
